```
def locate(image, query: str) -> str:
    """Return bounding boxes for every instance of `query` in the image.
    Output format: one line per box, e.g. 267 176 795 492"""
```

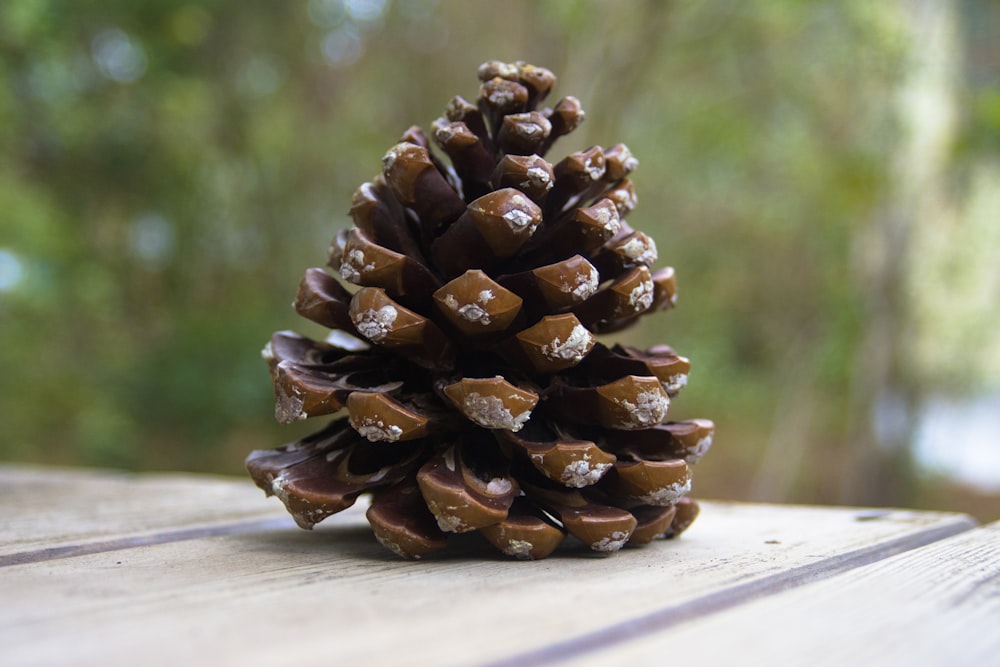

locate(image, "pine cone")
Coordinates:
246 61 715 560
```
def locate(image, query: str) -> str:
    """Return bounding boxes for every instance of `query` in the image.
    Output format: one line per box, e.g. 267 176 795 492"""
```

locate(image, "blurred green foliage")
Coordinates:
2 0 997 518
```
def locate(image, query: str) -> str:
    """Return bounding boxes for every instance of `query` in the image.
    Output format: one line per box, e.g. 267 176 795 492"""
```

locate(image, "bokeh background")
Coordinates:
2 0 998 520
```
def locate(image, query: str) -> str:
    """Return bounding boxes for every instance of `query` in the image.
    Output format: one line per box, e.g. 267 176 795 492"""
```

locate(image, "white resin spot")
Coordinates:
354 305 398 342
664 373 689 395
434 125 455 143
584 155 604 180
524 167 552 190
488 88 515 106
270 474 288 499
688 434 713 463
462 392 532 431
591 530 629 553
502 539 535 560
503 196 536 233
561 460 612 488
349 249 369 267
618 390 669 428
340 248 373 284
354 418 404 442
276 378 307 422
458 304 490 324
382 144 407 172
638 479 692 506
436 513 468 533
592 205 621 235
564 265 599 300
619 146 639 172
542 324 594 362
445 97 465 118
485 477 513 495
485 62 519 79
517 122 544 138
621 236 657 265
445 290 495 326
340 263 360 283
629 279 654 311
613 188 638 211
504 208 533 231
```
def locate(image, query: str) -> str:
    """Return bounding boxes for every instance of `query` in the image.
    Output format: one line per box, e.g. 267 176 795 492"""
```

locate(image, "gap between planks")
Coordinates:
0 515 293 567
562 520 1000 667
0 464 290 562
479 514 975 667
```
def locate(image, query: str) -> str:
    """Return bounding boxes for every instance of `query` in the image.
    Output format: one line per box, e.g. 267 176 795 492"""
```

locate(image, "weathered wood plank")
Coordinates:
0 470 975 667
0 464 289 563
566 520 1000 667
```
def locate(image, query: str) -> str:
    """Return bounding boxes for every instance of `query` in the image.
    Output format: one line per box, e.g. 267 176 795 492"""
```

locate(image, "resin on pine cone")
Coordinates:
246 60 715 560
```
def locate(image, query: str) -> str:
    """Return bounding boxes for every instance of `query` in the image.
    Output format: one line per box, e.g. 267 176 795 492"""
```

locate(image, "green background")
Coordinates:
2 0 998 520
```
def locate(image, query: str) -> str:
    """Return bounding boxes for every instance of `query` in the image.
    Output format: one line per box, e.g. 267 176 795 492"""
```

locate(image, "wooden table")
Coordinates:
2 464 997 666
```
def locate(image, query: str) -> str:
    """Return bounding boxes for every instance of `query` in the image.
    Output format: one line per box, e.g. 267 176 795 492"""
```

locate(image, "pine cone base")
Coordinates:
247 61 715 559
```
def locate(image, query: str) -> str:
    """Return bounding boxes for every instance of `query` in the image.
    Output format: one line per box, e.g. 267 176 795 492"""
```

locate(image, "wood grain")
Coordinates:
568 520 1000 667
0 466 976 667
0 464 289 563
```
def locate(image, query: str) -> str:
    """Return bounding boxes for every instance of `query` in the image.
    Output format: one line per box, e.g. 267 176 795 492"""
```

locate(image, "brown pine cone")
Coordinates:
246 61 715 560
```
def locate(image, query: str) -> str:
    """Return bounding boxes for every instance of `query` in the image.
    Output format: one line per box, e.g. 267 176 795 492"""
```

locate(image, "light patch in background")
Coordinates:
129 213 175 268
915 393 1000 492
322 25 364 67
344 0 388 24
27 56 89 104
237 54 286 98
308 0 348 28
0 249 25 291
91 28 147 83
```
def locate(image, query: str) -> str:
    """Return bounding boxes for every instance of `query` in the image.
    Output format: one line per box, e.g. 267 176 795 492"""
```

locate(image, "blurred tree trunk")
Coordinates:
844 0 960 506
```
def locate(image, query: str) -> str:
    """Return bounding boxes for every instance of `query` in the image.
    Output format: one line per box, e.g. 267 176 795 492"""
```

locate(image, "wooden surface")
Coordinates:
571 520 1000 667
1 464 994 667
0 465 288 563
